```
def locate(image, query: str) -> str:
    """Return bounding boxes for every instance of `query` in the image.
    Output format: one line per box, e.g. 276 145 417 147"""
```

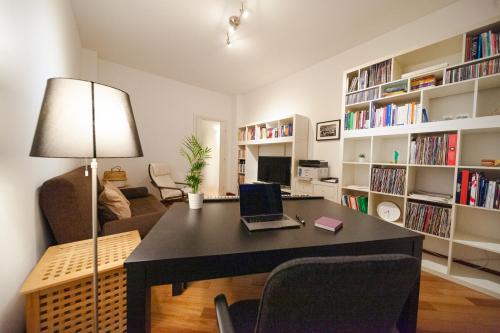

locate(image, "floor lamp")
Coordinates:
30 78 143 332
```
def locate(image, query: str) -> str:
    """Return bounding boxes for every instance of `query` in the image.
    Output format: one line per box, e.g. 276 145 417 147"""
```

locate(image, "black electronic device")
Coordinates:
298 160 328 168
257 156 291 186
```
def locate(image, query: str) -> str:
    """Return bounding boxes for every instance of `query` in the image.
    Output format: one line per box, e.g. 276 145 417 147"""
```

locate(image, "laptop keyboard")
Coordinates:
245 215 284 223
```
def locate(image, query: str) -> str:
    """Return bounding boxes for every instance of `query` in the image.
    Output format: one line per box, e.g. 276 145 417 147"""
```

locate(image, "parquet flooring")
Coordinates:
150 272 500 332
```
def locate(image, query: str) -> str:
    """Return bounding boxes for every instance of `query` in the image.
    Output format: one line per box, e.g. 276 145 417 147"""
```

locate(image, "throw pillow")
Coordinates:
99 181 131 219
97 204 118 225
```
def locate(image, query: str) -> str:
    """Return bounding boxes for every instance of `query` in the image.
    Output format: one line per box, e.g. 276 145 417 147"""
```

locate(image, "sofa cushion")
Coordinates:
130 195 166 216
99 181 131 219
120 186 149 200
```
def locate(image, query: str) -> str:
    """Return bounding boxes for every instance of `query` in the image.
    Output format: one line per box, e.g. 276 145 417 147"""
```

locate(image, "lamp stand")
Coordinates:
91 158 99 332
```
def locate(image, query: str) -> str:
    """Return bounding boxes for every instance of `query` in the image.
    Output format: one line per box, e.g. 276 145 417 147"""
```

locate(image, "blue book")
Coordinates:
386 104 391 126
422 108 429 123
478 34 483 59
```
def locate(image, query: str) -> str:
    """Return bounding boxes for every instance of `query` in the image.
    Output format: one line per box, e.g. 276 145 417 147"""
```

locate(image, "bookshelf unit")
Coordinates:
341 21 500 298
237 114 309 193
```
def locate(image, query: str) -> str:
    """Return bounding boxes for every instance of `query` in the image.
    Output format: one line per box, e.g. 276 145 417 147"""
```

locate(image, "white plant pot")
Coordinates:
358 157 366 163
188 192 204 209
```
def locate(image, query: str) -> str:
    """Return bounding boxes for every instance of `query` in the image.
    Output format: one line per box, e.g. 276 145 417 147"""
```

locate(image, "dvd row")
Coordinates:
405 201 451 238
370 167 406 195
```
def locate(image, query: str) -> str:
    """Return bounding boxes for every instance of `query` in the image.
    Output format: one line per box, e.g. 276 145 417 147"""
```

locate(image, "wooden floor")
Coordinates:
150 272 500 333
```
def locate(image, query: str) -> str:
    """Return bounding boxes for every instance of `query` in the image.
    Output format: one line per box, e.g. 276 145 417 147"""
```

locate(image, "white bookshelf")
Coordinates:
237 114 309 193
341 21 500 298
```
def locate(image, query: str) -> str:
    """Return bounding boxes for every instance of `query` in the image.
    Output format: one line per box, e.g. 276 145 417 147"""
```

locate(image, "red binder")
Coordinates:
459 170 470 205
447 134 457 166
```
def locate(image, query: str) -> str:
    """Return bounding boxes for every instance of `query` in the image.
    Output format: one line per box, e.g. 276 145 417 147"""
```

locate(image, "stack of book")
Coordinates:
465 30 500 61
344 109 369 130
261 127 279 139
359 59 392 89
410 75 436 91
456 170 500 209
247 127 255 140
370 167 406 195
370 102 427 128
279 123 293 137
238 161 245 174
341 194 368 213
407 190 453 204
410 133 457 165
446 56 500 83
405 201 451 238
348 76 358 92
382 83 407 97
346 87 379 105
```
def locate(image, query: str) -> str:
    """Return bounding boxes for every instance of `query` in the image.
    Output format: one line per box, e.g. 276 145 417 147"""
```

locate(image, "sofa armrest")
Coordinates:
120 186 149 200
101 210 165 238
214 294 235 333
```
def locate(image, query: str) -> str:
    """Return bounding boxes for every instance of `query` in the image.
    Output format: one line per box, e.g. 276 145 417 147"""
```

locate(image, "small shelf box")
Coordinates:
21 231 141 333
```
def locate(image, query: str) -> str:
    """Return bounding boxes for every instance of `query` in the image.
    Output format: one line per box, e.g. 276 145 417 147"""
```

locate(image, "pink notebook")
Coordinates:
314 216 343 232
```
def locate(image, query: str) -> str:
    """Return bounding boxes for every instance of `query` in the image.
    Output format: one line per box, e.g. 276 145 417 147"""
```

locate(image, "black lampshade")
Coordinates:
30 78 143 158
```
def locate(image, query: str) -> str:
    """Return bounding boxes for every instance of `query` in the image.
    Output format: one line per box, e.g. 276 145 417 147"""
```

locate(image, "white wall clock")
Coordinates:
376 201 401 222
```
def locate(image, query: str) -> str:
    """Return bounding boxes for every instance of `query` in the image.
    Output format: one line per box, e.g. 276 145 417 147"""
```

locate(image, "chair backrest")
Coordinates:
254 254 419 333
39 166 100 244
148 163 177 199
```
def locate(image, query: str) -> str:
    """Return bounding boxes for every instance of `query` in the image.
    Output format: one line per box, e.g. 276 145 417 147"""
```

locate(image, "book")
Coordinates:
411 133 454 165
314 216 343 232
342 194 368 213
407 191 453 204
460 169 470 205
370 167 406 195
405 201 451 238
465 30 500 61
349 195 358 209
470 173 477 206
446 56 500 83
456 171 462 203
446 134 457 166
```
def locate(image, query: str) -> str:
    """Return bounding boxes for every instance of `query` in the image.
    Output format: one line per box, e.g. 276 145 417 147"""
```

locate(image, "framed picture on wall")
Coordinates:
316 119 341 141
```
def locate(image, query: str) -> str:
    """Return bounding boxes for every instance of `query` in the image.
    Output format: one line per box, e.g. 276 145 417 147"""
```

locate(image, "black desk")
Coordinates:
125 199 423 333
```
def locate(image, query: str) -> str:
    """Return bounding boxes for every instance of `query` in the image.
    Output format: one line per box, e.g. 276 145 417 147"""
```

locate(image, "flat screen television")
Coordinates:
257 156 292 186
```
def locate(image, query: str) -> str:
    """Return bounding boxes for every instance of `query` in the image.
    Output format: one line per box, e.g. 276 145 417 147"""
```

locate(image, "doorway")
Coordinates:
195 116 226 196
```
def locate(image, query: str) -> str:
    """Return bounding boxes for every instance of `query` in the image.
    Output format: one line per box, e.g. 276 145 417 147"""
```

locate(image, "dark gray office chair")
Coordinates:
214 254 419 333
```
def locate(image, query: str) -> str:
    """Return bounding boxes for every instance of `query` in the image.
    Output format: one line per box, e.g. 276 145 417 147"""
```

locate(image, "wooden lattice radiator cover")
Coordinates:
21 231 140 333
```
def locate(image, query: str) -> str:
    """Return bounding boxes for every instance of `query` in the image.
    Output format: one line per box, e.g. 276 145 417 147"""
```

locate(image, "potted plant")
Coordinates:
180 135 212 209
358 153 366 163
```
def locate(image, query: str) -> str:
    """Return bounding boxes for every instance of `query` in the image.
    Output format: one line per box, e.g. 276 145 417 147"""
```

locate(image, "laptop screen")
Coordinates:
239 183 283 216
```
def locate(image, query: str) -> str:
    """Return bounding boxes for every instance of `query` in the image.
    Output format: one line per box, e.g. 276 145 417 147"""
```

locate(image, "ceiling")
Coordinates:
71 0 456 95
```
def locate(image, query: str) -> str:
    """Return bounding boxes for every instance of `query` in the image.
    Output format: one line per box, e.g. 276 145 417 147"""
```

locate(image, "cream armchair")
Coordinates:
148 163 191 204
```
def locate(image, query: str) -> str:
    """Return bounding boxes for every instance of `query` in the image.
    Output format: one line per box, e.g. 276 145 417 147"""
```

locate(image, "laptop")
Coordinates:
239 183 301 231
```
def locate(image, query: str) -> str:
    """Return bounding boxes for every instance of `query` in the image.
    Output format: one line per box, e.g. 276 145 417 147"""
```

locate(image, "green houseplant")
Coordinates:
180 135 211 209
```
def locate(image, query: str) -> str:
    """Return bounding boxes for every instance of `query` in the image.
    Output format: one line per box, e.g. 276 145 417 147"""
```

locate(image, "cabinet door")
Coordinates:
295 180 313 194
313 184 338 202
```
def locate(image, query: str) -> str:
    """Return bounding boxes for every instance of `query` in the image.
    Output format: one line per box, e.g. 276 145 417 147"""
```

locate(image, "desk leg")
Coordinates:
127 265 151 333
397 239 422 333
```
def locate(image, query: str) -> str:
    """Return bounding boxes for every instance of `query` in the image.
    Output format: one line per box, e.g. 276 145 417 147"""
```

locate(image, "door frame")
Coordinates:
193 114 227 195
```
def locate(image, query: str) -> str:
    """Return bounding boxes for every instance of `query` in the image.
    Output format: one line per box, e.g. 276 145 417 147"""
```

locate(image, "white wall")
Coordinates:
236 0 500 180
0 0 82 331
91 59 236 196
